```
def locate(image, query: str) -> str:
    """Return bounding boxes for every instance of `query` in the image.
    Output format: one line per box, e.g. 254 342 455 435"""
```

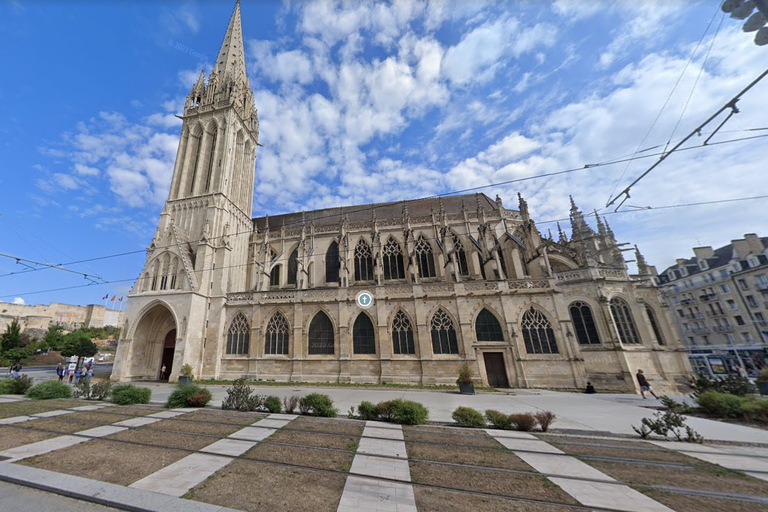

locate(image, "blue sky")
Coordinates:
1 0 768 307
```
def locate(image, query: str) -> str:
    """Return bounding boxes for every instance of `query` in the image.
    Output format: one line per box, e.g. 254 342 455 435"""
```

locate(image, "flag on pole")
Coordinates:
102 294 108 300
118 297 123 302
111 295 116 301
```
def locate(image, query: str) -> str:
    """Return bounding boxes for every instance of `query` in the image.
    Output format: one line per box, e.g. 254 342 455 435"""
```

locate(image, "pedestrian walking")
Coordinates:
636 369 658 399
56 363 64 382
11 364 21 378
160 364 167 381
68 369 74 384
74 368 82 384
86 367 93 383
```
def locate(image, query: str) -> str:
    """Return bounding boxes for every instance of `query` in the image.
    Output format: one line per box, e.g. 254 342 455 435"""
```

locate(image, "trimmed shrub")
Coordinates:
111 384 151 405
509 413 536 432
74 377 112 401
283 395 300 414
166 384 211 408
186 389 212 407
263 395 282 413
299 393 338 417
1 374 33 395
697 391 743 418
741 398 768 424
534 411 556 432
222 378 261 411
358 401 379 421
26 380 73 400
389 399 429 425
376 400 396 422
688 374 755 397
452 406 485 428
485 409 512 430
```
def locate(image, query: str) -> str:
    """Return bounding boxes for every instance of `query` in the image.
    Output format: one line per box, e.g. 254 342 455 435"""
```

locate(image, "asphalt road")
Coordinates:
2 363 113 383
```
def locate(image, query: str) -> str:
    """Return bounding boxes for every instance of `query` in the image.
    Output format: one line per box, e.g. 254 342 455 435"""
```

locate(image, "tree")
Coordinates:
41 324 65 350
0 319 23 354
61 332 99 360
3 347 30 365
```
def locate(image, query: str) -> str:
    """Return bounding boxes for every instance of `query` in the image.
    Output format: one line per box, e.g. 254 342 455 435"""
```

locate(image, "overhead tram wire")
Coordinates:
1 129 767 281
4 193 768 301
605 4 723 208
606 65 768 211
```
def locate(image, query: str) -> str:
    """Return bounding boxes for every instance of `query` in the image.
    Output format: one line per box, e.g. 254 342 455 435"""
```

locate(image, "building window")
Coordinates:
738 279 749 291
226 313 250 355
720 284 730 294
645 305 665 346
326 241 339 284
569 301 601 345
264 312 289 355
287 248 298 286
746 295 758 308
735 315 745 326
382 237 405 280
392 310 415 355
743 332 754 343
430 309 459 355
270 265 281 288
727 299 737 310
758 275 768 288
475 309 504 342
610 298 641 344
353 314 376 354
354 239 374 281
521 307 559 354
452 233 469 276
169 258 178 289
204 128 217 192
415 235 436 279
497 248 508 279
726 333 735 343
308 311 334 355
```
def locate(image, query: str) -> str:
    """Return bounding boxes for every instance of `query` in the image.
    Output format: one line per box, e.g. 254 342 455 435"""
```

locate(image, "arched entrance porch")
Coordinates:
129 303 177 381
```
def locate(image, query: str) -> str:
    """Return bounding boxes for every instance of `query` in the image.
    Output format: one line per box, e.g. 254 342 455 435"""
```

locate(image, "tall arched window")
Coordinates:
497 248 508 279
610 298 641 344
569 301 600 345
415 235 436 279
354 239 374 281
270 265 281 288
521 307 558 354
383 237 405 280
452 233 469 276
308 311 335 355
189 130 203 194
475 308 504 341
226 313 250 355
431 309 459 354
353 314 376 354
265 312 289 355
160 253 170 290
326 241 339 284
645 305 665 345
151 259 160 290
287 248 299 286
203 127 217 193
169 257 179 289
392 310 415 355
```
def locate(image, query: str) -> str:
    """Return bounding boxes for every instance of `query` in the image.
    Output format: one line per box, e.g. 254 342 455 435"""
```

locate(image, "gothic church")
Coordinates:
112 2 691 393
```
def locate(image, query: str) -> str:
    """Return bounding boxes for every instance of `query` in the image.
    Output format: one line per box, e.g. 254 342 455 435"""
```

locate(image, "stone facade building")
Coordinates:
0 302 122 340
111 2 690 392
657 234 768 377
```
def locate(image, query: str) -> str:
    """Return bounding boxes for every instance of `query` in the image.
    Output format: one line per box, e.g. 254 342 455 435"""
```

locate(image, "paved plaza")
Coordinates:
1 386 767 511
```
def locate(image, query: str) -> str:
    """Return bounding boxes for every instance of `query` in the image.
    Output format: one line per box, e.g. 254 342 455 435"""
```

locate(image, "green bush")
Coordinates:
688 374 755 397
697 391 744 418
74 377 112 401
166 384 210 408
509 413 536 431
263 395 282 413
0 374 34 395
389 399 429 425
452 406 485 428
111 384 151 405
221 378 261 411
376 400 396 422
358 401 379 420
26 380 73 400
741 398 768 423
299 393 338 417
485 409 512 430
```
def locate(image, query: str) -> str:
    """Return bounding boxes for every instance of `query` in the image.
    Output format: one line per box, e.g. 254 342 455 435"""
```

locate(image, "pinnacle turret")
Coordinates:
214 0 249 90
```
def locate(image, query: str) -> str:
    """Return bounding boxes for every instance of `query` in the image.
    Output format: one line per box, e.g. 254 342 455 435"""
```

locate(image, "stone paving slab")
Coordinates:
349 454 411 482
77 426 128 438
364 426 405 440
113 417 161 427
550 477 673 512
515 452 616 481
268 413 298 420
0 415 33 425
30 410 75 418
146 410 189 419
365 420 403 430
228 425 276 442
70 405 111 412
485 428 542 439
252 418 291 429
493 436 566 454
0 435 91 462
337 475 417 512
200 438 255 457
0 462 240 512
358 437 407 458
130 453 232 497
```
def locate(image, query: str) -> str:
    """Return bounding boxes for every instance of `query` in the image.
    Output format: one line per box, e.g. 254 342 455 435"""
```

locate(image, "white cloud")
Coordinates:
12 297 25 305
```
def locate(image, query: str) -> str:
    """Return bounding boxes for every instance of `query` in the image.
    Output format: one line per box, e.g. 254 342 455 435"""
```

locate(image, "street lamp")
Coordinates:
722 0 768 45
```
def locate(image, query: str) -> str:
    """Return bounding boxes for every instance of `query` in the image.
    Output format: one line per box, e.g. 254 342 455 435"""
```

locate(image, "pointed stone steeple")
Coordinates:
569 196 595 242
557 222 568 244
214 0 248 89
635 245 649 275
518 193 530 223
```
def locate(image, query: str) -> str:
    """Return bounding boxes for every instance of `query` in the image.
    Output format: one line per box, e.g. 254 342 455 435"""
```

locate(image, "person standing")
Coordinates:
86 367 93 383
160 364 167 381
636 369 658 399
56 363 64 382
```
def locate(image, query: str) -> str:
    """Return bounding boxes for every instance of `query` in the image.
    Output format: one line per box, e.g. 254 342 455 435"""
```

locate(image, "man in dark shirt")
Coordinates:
636 369 658 399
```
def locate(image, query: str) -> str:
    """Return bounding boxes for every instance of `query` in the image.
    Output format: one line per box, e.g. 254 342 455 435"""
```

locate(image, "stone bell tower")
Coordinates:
112 1 258 382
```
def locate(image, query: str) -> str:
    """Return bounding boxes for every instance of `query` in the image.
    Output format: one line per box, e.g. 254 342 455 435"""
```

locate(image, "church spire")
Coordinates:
214 0 248 89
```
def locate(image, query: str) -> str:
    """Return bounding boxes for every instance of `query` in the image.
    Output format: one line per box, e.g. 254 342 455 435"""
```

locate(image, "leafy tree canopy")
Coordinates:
3 347 31 364
60 332 99 359
1 319 23 354
41 324 65 350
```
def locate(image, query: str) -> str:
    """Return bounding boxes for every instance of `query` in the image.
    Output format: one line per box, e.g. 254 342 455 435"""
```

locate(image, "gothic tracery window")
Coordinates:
308 311 335 355
287 248 298 286
326 241 339 283
383 237 405 280
353 314 376 354
204 128 217 193
431 309 459 355
159 254 170 290
169 257 179 290
264 312 289 355
452 233 469 276
569 301 601 345
415 235 436 279
226 313 250 355
354 239 374 281
391 310 415 355
610 298 641 344
645 305 665 345
521 307 559 354
475 308 504 342
270 265 281 288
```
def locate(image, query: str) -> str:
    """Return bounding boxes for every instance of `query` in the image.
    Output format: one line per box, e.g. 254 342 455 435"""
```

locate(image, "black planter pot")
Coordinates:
459 382 475 395
758 381 768 396
178 376 193 386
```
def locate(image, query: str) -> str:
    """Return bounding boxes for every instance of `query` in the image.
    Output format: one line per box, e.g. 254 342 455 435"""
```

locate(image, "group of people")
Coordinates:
55 362 93 384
